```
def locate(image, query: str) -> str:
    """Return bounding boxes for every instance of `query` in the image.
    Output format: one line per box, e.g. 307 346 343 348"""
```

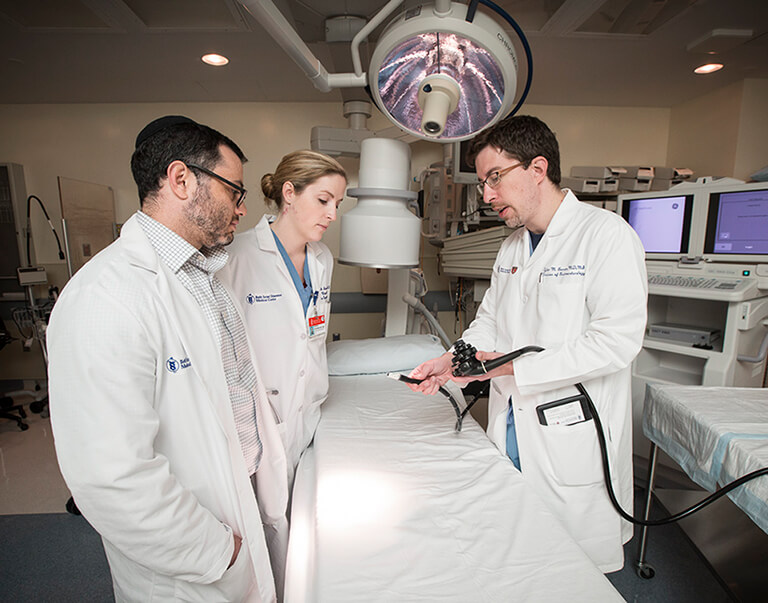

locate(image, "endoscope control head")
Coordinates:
451 339 484 377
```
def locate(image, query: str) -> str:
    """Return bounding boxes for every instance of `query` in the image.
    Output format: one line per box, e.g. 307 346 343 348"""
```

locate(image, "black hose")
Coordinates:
465 0 534 118
480 345 768 526
26 195 66 264
388 373 467 431
575 381 768 526
476 346 544 373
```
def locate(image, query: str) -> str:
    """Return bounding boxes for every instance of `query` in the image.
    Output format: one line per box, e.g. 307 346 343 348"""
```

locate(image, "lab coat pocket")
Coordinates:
540 420 602 487
173 542 254 602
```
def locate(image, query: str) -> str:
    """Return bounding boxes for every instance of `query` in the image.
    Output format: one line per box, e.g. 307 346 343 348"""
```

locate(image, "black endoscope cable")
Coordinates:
387 373 470 431
575 381 768 526
448 340 768 527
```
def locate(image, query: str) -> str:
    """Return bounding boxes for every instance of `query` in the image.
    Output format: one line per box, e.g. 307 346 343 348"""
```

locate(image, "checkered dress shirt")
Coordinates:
137 211 263 474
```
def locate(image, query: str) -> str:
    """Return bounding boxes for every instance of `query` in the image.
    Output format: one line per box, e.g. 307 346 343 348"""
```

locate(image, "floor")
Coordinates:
1 398 763 602
0 396 71 515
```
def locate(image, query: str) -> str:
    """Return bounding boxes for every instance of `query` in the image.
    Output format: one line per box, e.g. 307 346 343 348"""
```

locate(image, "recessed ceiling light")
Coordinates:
694 63 723 74
202 53 229 66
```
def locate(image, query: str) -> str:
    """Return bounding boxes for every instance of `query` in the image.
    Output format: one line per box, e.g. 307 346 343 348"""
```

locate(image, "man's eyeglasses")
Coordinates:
476 161 523 196
186 163 247 207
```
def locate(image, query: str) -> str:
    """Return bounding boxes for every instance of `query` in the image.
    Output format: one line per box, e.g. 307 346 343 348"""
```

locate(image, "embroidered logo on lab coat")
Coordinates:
498 266 518 274
166 357 192 373
245 292 283 305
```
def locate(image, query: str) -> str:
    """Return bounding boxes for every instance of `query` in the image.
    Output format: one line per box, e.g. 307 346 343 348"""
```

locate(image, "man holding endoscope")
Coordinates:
408 115 648 572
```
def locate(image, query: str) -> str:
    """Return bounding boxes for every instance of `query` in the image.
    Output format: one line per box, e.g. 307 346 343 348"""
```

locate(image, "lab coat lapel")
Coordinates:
256 215 309 316
121 215 235 435
254 215 278 254
306 242 326 296
517 191 579 295
543 190 579 240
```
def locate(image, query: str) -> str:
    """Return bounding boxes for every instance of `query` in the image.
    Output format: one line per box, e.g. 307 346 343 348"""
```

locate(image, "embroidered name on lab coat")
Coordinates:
245 293 283 305
166 357 192 373
318 285 330 301
541 264 586 279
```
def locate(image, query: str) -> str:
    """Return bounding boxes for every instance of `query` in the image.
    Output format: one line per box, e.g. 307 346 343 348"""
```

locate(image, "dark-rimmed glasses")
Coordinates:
186 163 247 207
476 161 523 196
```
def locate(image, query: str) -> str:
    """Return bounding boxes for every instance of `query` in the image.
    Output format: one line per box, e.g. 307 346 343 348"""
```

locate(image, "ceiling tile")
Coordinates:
0 0 110 30
122 0 245 30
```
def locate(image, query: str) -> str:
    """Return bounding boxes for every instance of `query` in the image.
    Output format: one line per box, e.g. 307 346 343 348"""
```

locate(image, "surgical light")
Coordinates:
368 4 519 141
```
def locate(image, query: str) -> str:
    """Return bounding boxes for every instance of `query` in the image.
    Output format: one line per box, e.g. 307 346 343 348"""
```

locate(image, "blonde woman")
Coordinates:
219 150 347 486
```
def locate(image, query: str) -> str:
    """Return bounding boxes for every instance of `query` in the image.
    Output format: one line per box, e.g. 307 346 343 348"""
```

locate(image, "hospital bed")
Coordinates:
636 384 768 575
284 335 623 602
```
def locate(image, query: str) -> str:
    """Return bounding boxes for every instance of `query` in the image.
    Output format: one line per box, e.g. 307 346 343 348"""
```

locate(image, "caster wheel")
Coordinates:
636 564 655 579
30 398 48 414
19 422 29 431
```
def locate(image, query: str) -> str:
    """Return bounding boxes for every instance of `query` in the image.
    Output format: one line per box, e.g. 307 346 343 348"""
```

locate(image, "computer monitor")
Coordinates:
618 192 695 260
452 140 479 184
703 183 768 263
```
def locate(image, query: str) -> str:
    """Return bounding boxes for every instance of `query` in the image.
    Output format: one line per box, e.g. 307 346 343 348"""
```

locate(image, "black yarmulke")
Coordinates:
135 115 198 149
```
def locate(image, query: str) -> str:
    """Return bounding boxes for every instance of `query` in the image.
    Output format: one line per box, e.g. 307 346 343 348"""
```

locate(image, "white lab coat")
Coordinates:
48 214 288 602
218 215 332 483
462 191 647 572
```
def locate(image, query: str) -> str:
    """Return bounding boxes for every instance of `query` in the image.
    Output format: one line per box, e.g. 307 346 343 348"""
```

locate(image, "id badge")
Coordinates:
308 313 326 338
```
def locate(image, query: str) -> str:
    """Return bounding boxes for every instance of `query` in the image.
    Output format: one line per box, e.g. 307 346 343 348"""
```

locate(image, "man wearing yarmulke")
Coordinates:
47 116 288 602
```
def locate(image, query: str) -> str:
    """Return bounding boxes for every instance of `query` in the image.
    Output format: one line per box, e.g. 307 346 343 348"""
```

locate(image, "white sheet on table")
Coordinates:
643 384 768 534
285 374 622 603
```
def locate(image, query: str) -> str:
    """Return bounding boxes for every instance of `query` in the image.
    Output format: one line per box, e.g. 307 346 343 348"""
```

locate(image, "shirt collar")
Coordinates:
136 211 229 275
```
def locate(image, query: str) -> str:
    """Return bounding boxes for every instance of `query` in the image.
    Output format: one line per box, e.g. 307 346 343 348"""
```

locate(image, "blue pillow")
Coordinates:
327 334 446 376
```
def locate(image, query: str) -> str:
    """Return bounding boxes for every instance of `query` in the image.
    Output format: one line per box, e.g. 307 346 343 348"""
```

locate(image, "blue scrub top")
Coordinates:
271 230 313 315
508 230 546 471
528 230 544 254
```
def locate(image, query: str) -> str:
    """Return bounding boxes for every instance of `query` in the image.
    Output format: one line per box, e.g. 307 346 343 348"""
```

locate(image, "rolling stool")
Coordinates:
1 393 29 431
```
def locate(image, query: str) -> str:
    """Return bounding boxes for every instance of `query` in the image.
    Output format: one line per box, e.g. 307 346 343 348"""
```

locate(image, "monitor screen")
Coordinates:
452 140 478 184
620 194 693 254
704 188 768 257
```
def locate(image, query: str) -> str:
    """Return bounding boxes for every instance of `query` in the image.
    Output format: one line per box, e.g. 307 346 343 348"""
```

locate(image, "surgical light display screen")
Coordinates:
705 189 768 255
621 195 692 254
377 32 504 139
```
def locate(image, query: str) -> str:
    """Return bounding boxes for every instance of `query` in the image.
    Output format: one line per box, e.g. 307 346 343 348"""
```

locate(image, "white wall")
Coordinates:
734 78 768 181
666 78 768 182
531 104 671 176
408 103 673 183
667 81 743 179
0 102 358 264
